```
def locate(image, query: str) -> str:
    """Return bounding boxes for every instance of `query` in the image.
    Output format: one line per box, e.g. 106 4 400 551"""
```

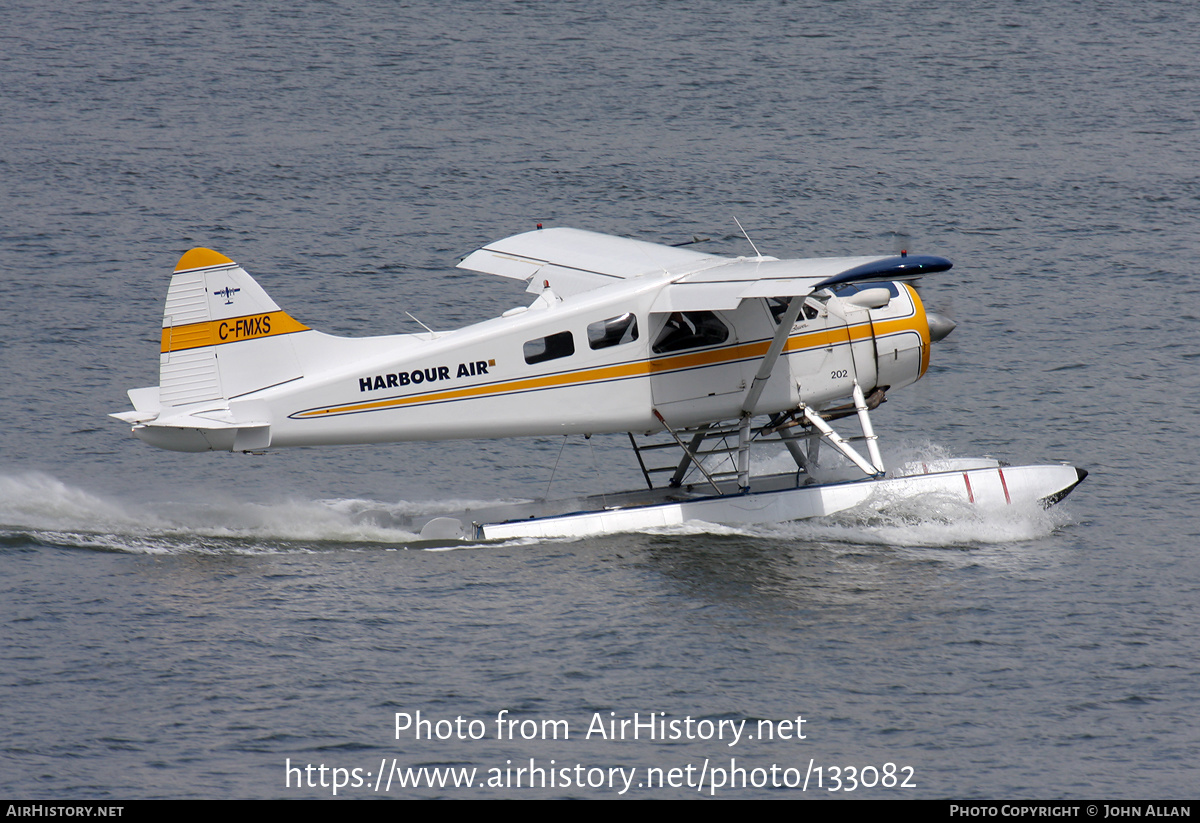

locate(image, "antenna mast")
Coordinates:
733 217 764 258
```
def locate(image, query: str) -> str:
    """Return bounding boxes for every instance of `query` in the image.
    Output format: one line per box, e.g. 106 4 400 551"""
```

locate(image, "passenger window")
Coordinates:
652 311 729 354
587 313 639 350
523 331 575 365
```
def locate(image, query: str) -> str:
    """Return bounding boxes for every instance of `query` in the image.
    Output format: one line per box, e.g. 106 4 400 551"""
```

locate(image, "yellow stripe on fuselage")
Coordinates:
294 357 656 418
161 311 310 353
291 305 929 420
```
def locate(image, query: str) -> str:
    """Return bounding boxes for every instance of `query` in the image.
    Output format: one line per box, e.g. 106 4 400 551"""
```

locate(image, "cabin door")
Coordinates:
648 310 744 424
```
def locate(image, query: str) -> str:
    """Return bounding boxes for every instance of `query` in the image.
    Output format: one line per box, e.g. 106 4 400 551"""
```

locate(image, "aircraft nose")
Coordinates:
927 312 956 342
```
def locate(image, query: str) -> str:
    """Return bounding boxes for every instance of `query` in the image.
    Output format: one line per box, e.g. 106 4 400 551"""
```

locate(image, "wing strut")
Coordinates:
741 297 807 417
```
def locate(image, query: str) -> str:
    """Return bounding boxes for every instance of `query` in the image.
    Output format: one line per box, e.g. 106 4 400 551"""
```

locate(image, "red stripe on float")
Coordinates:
998 467 1011 504
963 473 974 503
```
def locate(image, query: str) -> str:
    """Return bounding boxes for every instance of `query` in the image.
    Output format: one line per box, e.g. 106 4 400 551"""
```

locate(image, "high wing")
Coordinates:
457 226 952 307
457 226 730 297
649 256 942 312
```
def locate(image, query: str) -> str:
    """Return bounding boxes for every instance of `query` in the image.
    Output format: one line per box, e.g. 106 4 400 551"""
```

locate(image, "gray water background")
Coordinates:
2 0 1198 799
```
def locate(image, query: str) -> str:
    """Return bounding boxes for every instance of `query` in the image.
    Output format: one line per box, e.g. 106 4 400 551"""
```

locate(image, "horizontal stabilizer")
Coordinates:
110 410 156 425
131 421 270 453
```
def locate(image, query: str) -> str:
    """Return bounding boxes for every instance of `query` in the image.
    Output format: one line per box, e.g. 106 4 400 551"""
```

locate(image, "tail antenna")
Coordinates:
734 217 764 259
405 311 438 337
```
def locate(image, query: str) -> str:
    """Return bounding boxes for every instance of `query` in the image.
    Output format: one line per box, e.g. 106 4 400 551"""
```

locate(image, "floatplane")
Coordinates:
113 225 1086 540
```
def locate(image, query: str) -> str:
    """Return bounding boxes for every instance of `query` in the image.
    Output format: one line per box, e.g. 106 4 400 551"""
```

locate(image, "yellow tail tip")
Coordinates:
175 248 234 272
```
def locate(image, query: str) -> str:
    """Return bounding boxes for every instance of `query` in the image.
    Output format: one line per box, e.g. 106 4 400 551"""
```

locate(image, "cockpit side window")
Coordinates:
587 313 639 350
652 311 729 354
767 297 819 324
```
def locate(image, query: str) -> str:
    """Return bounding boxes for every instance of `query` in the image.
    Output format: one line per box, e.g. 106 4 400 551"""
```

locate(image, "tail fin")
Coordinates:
158 248 310 407
112 249 314 452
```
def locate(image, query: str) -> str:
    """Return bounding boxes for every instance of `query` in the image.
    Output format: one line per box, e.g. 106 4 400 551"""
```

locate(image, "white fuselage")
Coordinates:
183 279 928 451
118 238 934 453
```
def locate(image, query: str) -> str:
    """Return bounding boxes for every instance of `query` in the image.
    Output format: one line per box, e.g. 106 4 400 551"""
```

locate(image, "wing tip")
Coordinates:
815 254 953 289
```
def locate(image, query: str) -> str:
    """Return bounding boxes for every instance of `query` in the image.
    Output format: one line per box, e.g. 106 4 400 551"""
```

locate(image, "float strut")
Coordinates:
737 416 752 492
653 409 724 495
852 381 885 474
801 405 882 478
